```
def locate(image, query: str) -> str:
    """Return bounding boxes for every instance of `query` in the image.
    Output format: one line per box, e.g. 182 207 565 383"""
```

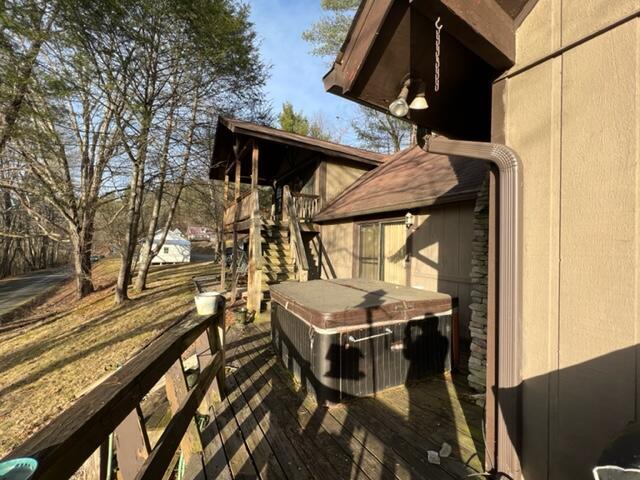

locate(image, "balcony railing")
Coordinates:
223 190 252 226
290 192 320 222
3 307 226 480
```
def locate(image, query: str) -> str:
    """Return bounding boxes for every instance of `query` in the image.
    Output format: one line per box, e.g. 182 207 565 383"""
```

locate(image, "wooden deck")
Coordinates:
201 321 486 480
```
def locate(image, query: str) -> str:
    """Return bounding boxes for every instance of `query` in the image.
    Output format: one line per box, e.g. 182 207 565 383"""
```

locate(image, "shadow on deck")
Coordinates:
202 322 485 480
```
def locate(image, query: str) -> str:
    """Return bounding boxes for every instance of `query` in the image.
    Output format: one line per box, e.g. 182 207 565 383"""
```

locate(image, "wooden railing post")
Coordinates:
195 298 226 406
247 190 263 313
165 359 205 469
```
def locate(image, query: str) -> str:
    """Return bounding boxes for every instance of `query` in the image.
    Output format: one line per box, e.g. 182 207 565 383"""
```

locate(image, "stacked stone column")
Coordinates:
468 175 489 393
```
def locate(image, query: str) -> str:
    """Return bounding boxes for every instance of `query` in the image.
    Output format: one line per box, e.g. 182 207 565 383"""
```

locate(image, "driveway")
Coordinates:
0 267 70 319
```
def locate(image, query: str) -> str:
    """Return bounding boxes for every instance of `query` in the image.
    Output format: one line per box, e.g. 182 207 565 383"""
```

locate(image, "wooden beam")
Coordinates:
414 0 515 70
231 153 241 301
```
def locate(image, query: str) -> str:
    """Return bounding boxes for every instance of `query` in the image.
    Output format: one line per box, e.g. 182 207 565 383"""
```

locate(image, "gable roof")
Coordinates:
314 145 487 222
210 117 386 180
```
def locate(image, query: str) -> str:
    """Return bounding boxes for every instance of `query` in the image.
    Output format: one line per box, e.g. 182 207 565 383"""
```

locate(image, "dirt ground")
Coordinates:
0 257 219 456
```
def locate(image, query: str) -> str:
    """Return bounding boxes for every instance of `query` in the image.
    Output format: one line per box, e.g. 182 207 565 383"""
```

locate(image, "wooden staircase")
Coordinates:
260 219 296 303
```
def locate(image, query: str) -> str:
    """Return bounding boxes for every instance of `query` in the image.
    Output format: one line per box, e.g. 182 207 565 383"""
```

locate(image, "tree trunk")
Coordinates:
114 161 144 304
70 230 94 299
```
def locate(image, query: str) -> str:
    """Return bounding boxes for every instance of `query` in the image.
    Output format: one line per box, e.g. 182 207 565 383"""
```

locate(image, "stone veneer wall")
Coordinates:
468 175 489 392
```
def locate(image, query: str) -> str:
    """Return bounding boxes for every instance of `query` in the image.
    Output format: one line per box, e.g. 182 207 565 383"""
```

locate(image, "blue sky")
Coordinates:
246 0 359 144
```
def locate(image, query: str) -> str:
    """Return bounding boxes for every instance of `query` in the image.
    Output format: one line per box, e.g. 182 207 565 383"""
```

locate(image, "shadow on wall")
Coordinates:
498 345 638 479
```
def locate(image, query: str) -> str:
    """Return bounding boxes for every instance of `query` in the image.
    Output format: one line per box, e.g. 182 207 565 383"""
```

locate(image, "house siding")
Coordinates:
324 161 369 204
500 4 639 478
409 203 474 343
318 201 475 341
319 221 354 279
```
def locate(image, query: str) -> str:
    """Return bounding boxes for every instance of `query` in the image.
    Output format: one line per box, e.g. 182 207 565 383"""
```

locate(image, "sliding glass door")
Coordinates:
358 221 406 285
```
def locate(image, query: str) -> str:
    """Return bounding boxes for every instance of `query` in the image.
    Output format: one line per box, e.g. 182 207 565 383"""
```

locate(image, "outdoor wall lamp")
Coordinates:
405 212 414 229
389 79 429 117
409 81 428 110
388 79 410 117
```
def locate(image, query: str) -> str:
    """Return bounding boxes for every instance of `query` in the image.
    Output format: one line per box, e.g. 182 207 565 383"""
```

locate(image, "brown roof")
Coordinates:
210 117 385 179
314 145 486 222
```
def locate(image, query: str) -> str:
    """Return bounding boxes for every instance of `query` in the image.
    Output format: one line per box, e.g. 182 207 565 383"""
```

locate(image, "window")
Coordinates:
358 221 406 285
163 247 169 254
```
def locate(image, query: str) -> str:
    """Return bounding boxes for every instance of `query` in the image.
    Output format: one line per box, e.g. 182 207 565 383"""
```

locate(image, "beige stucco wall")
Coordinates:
501 4 639 478
324 161 369 204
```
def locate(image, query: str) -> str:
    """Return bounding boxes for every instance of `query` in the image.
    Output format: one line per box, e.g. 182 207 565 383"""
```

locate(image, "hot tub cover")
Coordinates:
269 279 453 330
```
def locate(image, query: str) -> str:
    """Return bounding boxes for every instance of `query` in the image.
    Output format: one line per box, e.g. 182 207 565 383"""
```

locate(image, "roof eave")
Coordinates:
314 191 480 223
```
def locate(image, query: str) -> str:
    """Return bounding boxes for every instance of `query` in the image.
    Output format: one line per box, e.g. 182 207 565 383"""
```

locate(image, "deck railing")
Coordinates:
223 190 252 226
3 307 226 480
283 186 309 282
290 192 320 222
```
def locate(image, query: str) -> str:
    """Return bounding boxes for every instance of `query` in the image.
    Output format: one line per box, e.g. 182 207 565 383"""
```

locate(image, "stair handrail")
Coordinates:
283 185 309 281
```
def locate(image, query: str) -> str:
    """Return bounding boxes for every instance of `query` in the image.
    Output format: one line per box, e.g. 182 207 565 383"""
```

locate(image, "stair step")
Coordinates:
261 244 290 252
262 258 294 268
263 266 295 275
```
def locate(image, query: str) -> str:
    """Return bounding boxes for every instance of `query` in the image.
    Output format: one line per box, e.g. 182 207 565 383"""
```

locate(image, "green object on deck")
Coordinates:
234 307 249 325
0 458 37 480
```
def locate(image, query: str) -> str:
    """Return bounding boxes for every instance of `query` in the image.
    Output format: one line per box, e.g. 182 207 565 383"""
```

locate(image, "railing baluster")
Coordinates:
114 406 151 479
165 359 205 471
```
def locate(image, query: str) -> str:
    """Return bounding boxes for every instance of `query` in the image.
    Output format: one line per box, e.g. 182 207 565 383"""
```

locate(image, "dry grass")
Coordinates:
0 258 218 456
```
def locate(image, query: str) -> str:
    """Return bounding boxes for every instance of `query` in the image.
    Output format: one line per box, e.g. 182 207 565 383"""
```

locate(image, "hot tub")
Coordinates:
270 279 458 404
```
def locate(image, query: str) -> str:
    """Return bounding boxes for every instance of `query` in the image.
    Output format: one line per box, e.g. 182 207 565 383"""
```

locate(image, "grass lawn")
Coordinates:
0 257 219 457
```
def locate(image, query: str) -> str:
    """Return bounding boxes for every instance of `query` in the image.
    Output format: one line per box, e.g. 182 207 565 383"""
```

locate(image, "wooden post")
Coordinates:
230 154 241 302
165 359 204 471
220 174 229 291
247 145 262 313
247 191 263 313
251 143 259 190
194 307 226 407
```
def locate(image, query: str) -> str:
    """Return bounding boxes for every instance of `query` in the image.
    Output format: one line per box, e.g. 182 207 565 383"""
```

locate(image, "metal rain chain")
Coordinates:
434 17 443 92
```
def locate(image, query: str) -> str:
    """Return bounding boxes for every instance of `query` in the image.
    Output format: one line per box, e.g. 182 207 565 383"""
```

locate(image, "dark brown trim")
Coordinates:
222 117 385 166
412 0 515 70
351 222 359 278
327 0 395 94
513 0 541 27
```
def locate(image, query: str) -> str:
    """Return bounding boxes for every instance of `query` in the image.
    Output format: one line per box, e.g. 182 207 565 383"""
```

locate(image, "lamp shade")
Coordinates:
389 98 409 117
410 93 428 110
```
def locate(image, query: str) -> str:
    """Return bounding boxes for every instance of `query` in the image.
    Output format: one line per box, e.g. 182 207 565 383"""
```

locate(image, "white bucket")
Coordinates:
194 292 221 316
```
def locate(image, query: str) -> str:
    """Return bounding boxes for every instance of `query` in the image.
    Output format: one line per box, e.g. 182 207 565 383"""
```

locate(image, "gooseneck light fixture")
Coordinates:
388 79 410 117
389 78 429 117
409 81 428 110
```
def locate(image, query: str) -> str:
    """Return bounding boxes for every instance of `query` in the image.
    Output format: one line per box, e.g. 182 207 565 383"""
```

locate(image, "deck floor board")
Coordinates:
200 322 485 479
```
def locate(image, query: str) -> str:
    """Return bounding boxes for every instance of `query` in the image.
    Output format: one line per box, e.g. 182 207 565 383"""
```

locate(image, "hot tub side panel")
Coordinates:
272 302 453 404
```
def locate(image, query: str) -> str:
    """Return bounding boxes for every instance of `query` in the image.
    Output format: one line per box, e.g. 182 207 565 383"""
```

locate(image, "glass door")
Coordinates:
358 221 406 285
358 223 380 280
